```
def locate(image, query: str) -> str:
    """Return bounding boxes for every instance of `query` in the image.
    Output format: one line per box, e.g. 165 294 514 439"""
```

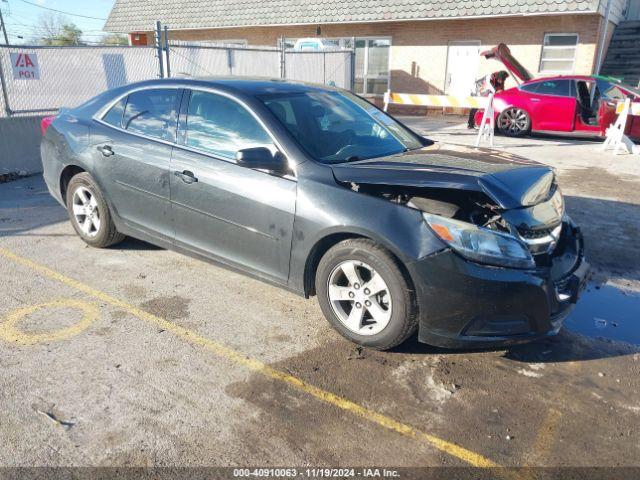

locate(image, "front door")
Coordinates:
446 41 481 96
527 79 577 131
92 88 181 240
170 89 296 283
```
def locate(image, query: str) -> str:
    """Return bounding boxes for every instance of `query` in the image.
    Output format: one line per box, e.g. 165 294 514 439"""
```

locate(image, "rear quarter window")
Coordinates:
102 98 126 128
122 89 181 142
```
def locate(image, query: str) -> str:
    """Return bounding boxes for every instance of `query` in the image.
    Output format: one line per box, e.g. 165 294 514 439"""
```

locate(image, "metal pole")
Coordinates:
155 21 164 78
0 48 12 116
0 6 9 45
350 36 356 92
595 0 613 74
163 25 171 78
279 36 286 79
323 51 326 85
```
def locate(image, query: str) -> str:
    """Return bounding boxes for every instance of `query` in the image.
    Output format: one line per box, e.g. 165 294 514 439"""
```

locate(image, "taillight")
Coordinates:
41 116 55 136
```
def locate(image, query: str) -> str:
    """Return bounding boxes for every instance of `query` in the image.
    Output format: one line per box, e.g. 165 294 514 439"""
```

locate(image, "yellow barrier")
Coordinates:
383 91 489 111
615 101 640 116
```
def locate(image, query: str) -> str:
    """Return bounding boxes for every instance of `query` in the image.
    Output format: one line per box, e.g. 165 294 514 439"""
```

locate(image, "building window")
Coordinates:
354 39 391 96
539 33 578 73
283 37 391 96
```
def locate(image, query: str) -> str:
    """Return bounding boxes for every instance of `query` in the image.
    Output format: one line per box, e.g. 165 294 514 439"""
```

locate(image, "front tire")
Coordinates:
316 239 418 350
497 107 531 137
66 172 125 248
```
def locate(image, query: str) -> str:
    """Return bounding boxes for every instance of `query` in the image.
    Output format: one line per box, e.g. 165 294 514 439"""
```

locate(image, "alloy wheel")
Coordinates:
72 186 101 238
498 108 529 135
327 260 392 336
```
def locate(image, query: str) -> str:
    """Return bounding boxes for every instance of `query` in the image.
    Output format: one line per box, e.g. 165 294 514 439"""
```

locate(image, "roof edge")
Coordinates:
104 9 600 34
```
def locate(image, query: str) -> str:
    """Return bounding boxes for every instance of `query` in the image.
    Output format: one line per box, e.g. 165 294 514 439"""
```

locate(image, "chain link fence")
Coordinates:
0 45 159 117
0 43 354 118
169 44 281 78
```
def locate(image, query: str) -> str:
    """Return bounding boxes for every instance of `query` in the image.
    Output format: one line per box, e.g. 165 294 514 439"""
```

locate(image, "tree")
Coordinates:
102 34 128 46
36 14 83 46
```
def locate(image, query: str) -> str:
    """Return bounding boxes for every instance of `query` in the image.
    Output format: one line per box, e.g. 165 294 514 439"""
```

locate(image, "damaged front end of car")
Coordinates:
331 143 590 348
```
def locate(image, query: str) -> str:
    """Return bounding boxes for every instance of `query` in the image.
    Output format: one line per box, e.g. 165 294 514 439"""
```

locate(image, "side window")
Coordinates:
102 98 126 128
520 82 540 93
535 80 571 97
122 89 180 141
186 91 273 160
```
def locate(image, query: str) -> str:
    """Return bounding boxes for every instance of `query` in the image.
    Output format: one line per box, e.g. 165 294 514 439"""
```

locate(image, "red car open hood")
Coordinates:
481 43 534 83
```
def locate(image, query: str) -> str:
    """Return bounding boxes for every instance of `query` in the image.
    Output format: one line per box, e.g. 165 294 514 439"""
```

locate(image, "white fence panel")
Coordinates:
284 50 352 89
322 51 353 89
169 46 231 77
231 49 281 77
0 46 158 116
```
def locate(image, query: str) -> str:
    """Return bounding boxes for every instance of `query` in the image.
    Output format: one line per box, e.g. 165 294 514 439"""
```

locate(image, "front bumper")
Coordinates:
409 220 589 349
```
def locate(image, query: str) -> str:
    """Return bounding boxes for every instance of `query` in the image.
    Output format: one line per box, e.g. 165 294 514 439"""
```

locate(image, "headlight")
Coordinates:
423 213 535 269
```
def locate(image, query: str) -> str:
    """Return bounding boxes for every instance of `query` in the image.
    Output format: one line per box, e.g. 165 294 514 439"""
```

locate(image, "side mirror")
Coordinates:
236 147 289 175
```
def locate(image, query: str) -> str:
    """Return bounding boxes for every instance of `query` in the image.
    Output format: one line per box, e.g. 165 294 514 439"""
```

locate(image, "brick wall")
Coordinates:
150 14 603 95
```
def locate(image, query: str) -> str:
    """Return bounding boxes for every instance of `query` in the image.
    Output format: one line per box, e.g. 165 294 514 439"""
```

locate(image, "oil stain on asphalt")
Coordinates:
140 296 191 320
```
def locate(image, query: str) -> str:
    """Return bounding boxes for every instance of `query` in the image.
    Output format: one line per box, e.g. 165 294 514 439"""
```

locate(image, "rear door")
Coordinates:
170 89 296 283
525 79 576 131
93 88 181 240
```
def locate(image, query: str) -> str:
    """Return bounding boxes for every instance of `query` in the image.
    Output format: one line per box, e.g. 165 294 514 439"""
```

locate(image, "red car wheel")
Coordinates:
497 108 531 137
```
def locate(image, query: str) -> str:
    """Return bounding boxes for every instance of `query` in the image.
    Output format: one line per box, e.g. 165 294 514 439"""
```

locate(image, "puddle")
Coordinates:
564 283 640 346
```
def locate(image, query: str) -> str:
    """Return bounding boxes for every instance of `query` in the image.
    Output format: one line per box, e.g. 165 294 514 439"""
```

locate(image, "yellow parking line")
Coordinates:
525 361 581 468
0 246 499 468
529 407 563 463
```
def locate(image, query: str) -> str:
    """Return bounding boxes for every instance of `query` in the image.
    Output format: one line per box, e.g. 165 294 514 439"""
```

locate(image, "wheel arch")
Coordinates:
59 164 86 201
302 230 416 298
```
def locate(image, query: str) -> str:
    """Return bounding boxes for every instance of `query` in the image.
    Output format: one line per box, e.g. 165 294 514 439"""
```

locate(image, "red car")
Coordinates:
474 44 640 140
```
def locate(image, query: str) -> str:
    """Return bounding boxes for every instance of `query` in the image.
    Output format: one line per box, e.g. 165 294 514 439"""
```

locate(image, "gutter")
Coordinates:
595 0 613 74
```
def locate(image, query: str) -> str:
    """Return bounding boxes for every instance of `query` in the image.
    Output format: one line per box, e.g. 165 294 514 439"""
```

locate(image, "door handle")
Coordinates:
174 170 198 184
530 98 541 102
98 145 114 157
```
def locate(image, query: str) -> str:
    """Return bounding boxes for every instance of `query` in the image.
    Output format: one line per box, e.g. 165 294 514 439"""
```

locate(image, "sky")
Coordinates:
0 0 117 44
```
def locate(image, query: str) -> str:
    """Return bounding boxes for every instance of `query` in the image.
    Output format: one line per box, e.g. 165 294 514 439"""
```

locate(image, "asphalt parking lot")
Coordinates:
1 116 640 473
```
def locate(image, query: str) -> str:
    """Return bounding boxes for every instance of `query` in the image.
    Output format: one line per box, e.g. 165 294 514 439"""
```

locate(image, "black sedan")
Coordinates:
41 78 589 350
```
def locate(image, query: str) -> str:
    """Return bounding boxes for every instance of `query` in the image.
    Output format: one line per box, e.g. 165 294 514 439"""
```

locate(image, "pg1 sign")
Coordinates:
10 52 40 80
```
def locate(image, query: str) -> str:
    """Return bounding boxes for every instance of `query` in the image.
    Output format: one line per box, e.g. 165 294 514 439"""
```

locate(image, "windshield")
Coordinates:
596 79 640 100
258 90 424 164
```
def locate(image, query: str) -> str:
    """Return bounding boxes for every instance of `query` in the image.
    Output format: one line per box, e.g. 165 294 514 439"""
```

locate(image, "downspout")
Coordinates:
595 0 614 74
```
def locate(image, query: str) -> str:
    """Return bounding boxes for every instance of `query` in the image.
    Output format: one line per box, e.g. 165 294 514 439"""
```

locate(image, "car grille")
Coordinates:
516 223 563 255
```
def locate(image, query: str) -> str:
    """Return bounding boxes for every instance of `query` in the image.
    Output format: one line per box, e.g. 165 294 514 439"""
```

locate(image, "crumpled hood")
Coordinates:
331 143 555 209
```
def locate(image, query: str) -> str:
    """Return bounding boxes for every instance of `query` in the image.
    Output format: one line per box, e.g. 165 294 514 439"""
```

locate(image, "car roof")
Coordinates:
122 77 337 96
522 74 597 84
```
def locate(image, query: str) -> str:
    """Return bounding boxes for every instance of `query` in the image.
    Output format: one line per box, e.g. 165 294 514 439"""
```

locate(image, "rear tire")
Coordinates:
497 108 531 137
66 172 125 248
315 239 418 350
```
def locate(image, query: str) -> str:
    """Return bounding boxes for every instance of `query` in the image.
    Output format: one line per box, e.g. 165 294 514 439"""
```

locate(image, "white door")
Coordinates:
445 41 481 96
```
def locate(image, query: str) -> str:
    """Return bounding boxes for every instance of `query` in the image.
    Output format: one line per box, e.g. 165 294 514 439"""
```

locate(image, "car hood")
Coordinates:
331 143 555 210
481 43 534 83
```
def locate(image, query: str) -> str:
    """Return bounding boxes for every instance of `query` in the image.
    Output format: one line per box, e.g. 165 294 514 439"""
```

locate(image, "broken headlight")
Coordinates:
423 213 535 269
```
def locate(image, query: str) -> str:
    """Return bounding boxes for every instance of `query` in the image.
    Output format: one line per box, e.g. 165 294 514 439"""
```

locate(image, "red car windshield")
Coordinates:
597 79 640 101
